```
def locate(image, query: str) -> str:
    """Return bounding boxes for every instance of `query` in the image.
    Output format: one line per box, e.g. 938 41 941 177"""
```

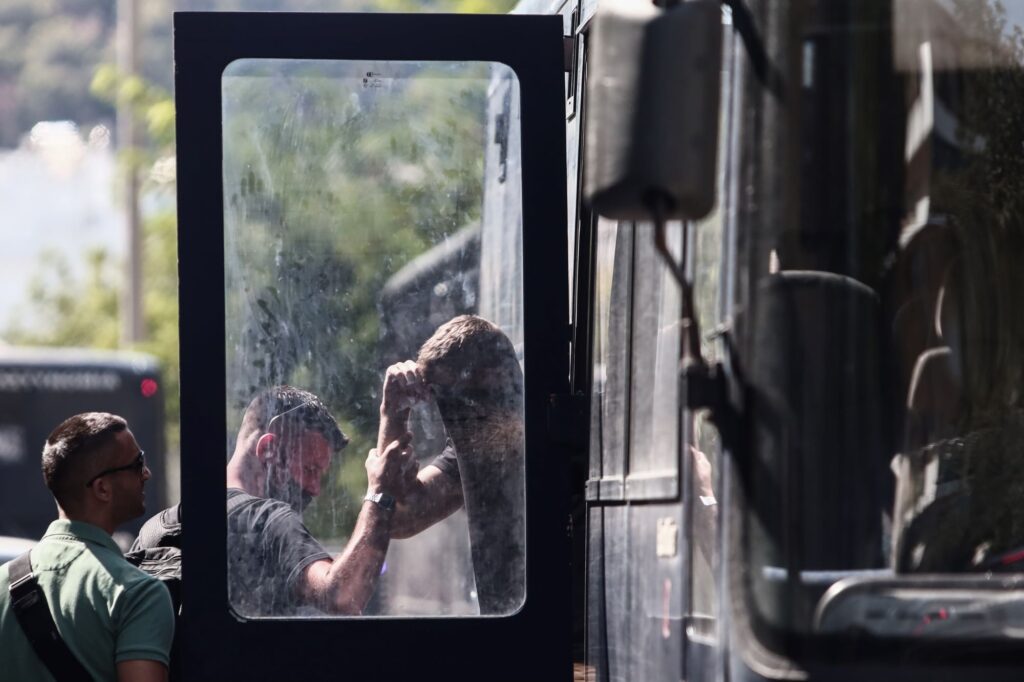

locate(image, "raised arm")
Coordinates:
389 465 464 539
296 436 412 614
376 361 466 538
377 361 427 455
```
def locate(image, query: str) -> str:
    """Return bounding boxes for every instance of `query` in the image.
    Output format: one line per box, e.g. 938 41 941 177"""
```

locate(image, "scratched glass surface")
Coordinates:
222 59 525 618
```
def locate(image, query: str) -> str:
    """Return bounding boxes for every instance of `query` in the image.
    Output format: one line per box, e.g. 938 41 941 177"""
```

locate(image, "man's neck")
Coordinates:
58 507 116 536
226 452 264 497
227 429 266 496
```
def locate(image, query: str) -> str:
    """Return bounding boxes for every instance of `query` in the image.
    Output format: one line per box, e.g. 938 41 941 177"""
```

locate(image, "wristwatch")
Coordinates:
364 491 396 514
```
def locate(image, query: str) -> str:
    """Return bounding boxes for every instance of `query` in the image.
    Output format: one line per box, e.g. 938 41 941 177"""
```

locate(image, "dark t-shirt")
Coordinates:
428 439 460 481
226 488 331 617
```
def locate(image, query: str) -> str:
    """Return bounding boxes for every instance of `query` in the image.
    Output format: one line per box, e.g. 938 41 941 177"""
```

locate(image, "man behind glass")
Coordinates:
137 386 414 617
377 314 526 614
224 386 413 616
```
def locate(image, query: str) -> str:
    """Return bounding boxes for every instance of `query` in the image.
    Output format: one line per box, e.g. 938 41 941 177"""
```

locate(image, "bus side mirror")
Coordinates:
584 0 722 221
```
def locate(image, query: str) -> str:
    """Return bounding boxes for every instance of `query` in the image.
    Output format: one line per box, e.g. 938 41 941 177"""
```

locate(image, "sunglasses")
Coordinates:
85 451 146 487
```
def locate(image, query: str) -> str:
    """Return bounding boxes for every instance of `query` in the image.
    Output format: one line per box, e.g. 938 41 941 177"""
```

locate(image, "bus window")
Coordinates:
589 217 684 501
627 222 682 491
221 59 525 618
588 218 633 498
689 207 726 636
686 16 732 645
687 216 726 642
732 0 1024 652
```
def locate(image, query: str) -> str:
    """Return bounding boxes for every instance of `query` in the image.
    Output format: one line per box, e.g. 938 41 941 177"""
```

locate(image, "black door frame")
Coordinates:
175 12 570 680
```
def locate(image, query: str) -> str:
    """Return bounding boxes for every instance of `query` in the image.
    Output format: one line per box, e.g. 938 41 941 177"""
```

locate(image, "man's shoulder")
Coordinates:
93 544 163 591
227 489 298 531
0 554 19 591
228 488 282 512
132 504 182 552
31 528 124 583
33 537 160 612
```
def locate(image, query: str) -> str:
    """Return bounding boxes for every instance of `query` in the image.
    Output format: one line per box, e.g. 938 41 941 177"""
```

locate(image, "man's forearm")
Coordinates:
390 467 464 539
377 408 409 454
389 480 434 539
318 502 392 614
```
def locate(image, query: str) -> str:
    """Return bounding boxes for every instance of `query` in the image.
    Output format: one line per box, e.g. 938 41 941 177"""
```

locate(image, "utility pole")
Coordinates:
118 0 144 344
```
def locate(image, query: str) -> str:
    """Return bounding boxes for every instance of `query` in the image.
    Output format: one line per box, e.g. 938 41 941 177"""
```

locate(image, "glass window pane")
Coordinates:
689 210 725 627
590 219 632 482
735 1 1024 642
687 43 729 633
222 59 525 618
628 224 683 477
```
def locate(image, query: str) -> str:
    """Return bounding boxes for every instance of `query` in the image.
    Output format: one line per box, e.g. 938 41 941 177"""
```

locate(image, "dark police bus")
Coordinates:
172 0 1024 679
0 347 167 545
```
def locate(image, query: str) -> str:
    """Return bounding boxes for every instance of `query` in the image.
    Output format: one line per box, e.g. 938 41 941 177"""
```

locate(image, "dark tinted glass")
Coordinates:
735 0 1024 643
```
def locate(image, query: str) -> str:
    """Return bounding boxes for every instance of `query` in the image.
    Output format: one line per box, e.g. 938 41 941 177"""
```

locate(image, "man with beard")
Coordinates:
136 386 414 618
225 386 416 616
377 315 526 614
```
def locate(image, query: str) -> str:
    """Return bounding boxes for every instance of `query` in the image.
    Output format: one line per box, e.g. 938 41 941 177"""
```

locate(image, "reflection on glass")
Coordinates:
735 1 1024 641
628 224 682 476
687 66 727 637
222 59 525 618
589 219 632 481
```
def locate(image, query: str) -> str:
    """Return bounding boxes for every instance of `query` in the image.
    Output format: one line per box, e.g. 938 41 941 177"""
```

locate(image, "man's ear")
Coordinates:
255 433 276 462
88 477 114 504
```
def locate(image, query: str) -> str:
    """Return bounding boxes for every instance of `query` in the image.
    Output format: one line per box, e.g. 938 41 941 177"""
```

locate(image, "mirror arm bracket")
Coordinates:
649 192 742 458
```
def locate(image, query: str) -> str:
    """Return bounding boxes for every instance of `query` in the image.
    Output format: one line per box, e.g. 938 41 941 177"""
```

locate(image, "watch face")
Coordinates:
367 492 395 512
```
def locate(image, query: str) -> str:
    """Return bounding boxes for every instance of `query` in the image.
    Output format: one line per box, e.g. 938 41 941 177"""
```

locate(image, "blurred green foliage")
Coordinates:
6 56 181 454
221 60 494 537
3 0 514 538
0 0 514 149
6 248 121 349
0 0 176 148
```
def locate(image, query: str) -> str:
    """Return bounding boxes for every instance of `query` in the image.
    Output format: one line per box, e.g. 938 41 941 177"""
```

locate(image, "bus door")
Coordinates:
175 12 570 681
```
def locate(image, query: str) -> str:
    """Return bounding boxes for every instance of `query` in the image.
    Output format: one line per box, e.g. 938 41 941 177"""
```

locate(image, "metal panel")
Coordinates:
586 503 685 681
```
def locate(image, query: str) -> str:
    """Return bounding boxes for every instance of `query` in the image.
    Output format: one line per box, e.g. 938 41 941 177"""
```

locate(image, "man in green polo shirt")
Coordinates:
0 412 174 681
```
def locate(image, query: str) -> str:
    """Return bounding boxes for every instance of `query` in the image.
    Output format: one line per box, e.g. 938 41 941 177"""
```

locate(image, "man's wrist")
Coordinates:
380 405 411 420
364 490 396 514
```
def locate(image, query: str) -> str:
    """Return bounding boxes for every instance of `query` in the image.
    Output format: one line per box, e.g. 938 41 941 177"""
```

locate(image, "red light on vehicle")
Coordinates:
141 378 159 398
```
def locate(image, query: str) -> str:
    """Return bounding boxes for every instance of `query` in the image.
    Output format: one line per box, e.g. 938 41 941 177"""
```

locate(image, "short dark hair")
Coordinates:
418 315 518 375
42 413 128 507
417 315 523 410
242 385 348 451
